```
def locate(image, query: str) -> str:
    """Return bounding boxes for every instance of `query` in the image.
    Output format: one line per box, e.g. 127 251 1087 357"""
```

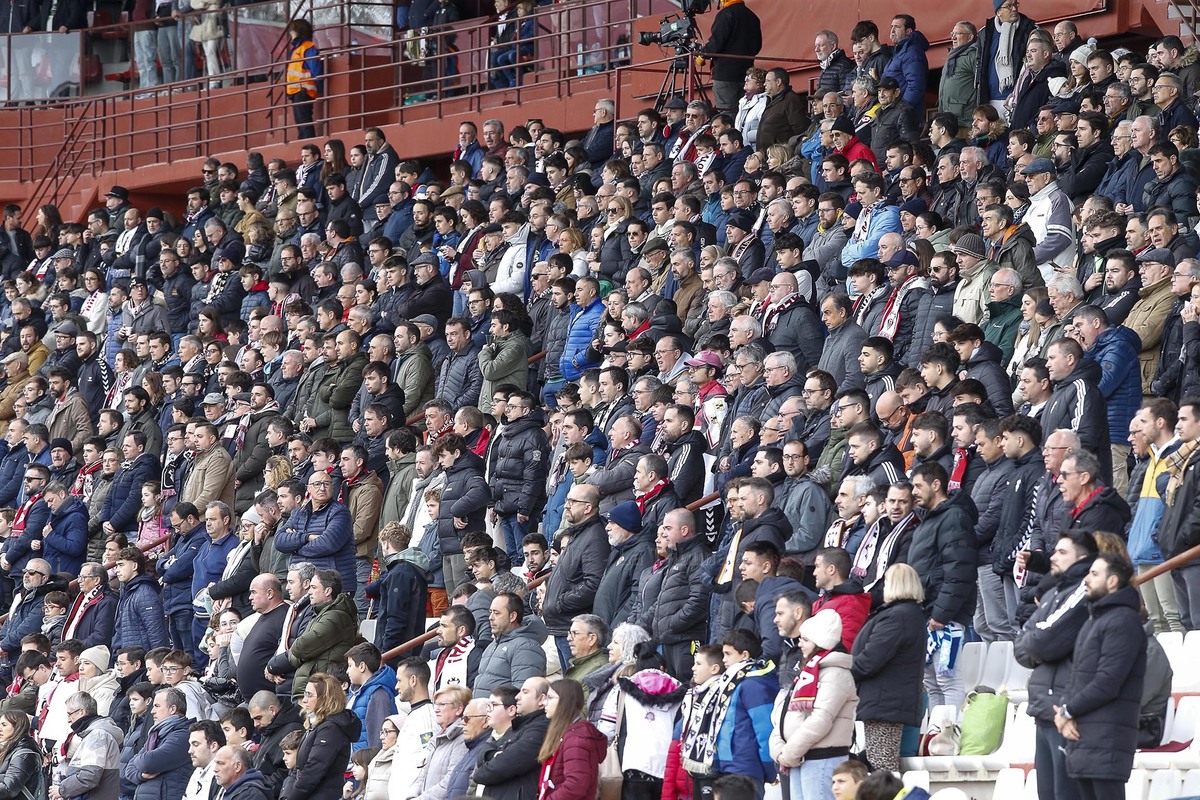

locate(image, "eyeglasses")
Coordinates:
202 169 216 175
309 481 332 488
433 701 460 708
161 666 183 673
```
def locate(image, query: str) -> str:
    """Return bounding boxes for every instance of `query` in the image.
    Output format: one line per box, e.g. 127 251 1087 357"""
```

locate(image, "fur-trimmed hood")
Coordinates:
617 668 689 707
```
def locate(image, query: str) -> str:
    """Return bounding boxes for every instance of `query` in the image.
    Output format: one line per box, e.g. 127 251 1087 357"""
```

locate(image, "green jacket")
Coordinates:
286 593 363 698
380 452 417 528
310 353 368 441
479 332 531 414
983 296 1024 367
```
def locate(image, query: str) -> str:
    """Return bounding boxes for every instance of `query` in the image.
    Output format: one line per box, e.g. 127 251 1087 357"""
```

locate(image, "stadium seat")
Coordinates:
1159 631 1184 680
1178 634 1200 692
958 641 986 692
1004 658 1032 705
1160 696 1177 747
1147 768 1182 800
1182 768 1200 795
993 767 1026 797
1135 695 1200 769
1024 769 1039 800
1126 768 1150 800
901 770 929 790
900 705 960 771
979 641 1013 691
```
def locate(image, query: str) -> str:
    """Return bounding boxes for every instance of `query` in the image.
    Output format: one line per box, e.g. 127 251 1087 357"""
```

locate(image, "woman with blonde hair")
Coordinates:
263 456 293 491
736 67 769 150
555 228 590 276
594 196 634 283
282 673 360 800
848 563 928 771
537 679 607 799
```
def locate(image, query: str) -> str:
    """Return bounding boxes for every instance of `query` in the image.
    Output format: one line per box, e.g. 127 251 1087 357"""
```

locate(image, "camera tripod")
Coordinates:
653 49 711 113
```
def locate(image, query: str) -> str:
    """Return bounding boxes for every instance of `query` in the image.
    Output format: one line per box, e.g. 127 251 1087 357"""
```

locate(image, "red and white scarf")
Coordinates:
635 479 668 514
762 291 806 336
788 650 831 712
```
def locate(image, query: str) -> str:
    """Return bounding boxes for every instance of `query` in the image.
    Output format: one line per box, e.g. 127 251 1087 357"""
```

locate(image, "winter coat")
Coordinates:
1063 586 1146 782
811 582 871 649
777 476 833 555
906 492 977 626
474 709 550 800
871 100 919 157
939 41 979 126
59 715 123 800
1152 298 1188 402
903 281 958 369
410 720 469 800
769 650 857 765
592 529 655 629
1143 167 1198 220
585 442 649 514
1041 354 1112 471
363 550 428 659
538 719 607 800
964 340 1014 416
435 343 483 409
269 593 362 699
180 443 235 510
0 573 67 653
982 295 1023 366
559 298 605 382
0 734 43 800
542 515 609 635
474 616 549 695
1127 276 1177 394
233 408 279 512
1014 555 1094 722
478 332 530 412
757 87 809 149
158 522 205 616
69 586 118 648
652 534 712 645
1068 485 1131 535
851 599 927 725
435 450 489 557
882 30 929 111
817 320 866 389
124 714 192 800
274 500 357 595
714 663 778 781
281 710 361 800
113 573 169 652
101 452 156 532
1081 325 1142 450
490 408 550 516
44 495 88 575
969 455 1015 564
766 300 824 371
219 771 272 800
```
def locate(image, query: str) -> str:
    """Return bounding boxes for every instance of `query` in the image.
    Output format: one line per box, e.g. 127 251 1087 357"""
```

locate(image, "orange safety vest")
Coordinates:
286 40 319 99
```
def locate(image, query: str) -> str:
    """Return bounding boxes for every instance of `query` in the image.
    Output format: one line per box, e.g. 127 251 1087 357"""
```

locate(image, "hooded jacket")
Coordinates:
435 450 489 556
964 340 1015 416
652 534 712 646
1068 485 1132 534
269 593 363 699
811 581 872 649
1063 585 1147 782
1084 325 1143 446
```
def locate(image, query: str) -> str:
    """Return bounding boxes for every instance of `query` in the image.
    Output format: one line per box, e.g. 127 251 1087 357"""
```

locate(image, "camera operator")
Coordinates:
698 0 762 113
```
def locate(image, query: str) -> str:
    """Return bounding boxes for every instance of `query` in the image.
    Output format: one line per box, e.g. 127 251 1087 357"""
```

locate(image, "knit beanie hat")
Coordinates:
80 645 111 672
799 609 843 651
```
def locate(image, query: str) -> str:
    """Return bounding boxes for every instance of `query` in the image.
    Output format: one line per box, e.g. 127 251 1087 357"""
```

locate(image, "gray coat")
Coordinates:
474 617 549 695
776 475 833 556
59 716 123 800
435 343 484 410
817 321 867 390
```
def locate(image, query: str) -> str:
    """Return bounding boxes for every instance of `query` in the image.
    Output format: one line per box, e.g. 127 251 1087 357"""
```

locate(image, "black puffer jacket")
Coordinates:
759 374 803 422
1014 555 1093 722
963 340 1014 416
597 221 633 283
652 534 712 645
639 483 680 539
473 709 550 800
906 491 977 626
435 343 483 410
541 305 570 383
541 515 609 636
0 735 41 799
851 599 927 725
1063 585 1147 782
490 409 551 517
970 455 1015 565
592 529 655 628
435 451 490 556
766 302 824 372
905 280 958 368
281 710 361 800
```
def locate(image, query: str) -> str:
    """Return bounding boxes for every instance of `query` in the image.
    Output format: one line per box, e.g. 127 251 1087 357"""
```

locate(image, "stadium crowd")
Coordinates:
0 6 1198 800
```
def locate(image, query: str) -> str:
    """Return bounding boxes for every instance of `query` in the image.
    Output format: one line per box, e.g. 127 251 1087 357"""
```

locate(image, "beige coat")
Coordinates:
1124 276 1176 394
348 471 384 558
768 651 858 767
181 444 235 510
47 390 95 456
953 259 998 325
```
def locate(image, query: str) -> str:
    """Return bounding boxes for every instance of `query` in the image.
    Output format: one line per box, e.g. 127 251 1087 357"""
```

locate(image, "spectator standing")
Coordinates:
284 20 322 140
54 691 123 800
475 593 548 695
474 676 552 800
697 0 761 113
280 673 360 800
112 547 169 652
650 509 712 680
123 687 193 800
542 484 609 669
274 472 357 596
489 391 550 563
1054 553 1147 800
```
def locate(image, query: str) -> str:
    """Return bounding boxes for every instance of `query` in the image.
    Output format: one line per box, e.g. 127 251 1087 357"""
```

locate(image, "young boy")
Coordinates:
220 707 255 750
366 522 429 660
679 644 727 800
712 630 778 796
277 729 304 798
831 759 868 800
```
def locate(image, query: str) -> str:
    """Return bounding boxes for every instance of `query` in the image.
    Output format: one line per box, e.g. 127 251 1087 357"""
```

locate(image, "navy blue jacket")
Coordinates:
113 573 170 652
274 500 358 596
191 531 239 600
363 553 428 660
43 496 88 575
71 586 117 648
0 575 67 653
102 453 157 532
3 497 48 578
158 523 206 616
124 714 193 800
1084 325 1143 447
0 444 25 507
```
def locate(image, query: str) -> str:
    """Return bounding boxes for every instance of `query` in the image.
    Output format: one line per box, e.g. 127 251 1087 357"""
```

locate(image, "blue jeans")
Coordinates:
789 756 839 800
169 610 194 654
134 30 159 89
157 25 180 84
192 618 211 671
499 514 528 563
554 635 572 672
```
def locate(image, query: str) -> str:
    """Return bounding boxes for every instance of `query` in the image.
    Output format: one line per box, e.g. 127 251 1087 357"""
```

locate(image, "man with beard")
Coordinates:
232 384 281 514
661 404 708 507
1014 529 1099 800
46 368 94 457
776 439 832 558
713 476 791 636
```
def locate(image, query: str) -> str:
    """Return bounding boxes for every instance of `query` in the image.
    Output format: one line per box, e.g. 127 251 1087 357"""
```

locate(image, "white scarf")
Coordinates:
994 18 1018 92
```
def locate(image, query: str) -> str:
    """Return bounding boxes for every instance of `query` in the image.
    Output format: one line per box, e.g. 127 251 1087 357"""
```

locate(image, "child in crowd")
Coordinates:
220 707 257 752
136 481 165 559
831 759 869 800
41 591 68 645
342 747 379 800
417 487 446 615
278 729 305 799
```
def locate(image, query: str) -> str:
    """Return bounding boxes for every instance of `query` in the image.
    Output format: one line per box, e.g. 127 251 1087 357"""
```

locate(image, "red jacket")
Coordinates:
539 720 607 800
812 581 873 650
661 738 692 800
835 135 879 170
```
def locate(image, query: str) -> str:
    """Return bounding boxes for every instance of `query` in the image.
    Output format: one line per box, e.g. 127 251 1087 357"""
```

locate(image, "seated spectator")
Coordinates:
55 690 124 800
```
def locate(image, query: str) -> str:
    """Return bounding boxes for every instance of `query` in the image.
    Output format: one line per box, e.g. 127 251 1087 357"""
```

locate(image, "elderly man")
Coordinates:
1058 448 1131 533
982 268 1024 364
211 746 269 800
52 691 123 800
1126 247 1179 396
564 613 609 687
1021 158 1076 282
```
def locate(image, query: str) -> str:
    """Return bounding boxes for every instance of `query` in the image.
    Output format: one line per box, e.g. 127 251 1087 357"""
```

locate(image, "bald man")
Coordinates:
236 574 289 696
648 508 712 679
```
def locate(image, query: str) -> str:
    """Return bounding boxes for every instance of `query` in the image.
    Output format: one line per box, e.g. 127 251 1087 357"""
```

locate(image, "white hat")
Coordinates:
80 645 111 672
799 609 843 651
